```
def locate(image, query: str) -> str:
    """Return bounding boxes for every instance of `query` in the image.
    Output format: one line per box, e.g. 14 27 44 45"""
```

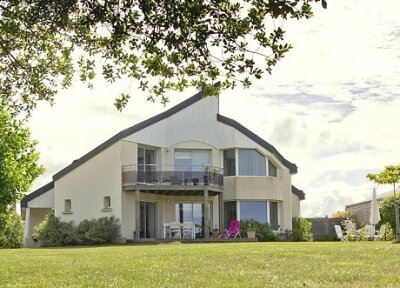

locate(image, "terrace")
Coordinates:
122 164 224 192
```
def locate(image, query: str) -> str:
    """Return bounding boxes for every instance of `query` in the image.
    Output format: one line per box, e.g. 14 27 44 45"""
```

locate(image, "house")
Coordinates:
21 90 305 246
345 187 400 226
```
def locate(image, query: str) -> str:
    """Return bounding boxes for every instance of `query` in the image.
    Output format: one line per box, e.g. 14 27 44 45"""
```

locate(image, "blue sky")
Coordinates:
28 0 400 217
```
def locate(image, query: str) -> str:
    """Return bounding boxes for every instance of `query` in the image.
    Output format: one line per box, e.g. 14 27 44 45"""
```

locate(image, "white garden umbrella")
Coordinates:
370 188 381 225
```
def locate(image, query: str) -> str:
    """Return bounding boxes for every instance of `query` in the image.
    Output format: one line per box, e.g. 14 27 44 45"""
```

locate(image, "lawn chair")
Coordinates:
334 225 346 241
374 224 386 241
169 222 181 239
364 224 375 241
219 220 241 239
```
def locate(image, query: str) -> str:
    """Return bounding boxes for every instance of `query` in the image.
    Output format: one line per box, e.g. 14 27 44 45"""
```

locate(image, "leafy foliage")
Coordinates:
367 165 400 196
379 194 400 230
76 216 120 245
240 219 277 242
291 217 313 242
383 222 394 241
332 210 350 218
0 0 327 115
32 213 78 247
367 164 400 239
0 208 23 248
32 213 120 247
0 105 43 218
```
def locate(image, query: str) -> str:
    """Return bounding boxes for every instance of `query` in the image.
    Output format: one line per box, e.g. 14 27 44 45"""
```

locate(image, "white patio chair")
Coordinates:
334 225 346 241
374 224 386 241
364 224 375 241
169 222 181 239
182 222 194 239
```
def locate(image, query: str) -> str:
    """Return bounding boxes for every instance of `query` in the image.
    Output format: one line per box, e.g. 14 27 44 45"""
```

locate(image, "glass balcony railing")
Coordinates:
122 164 224 188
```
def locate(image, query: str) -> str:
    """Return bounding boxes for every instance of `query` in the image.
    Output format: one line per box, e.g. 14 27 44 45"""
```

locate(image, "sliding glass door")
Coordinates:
175 203 213 238
140 201 157 239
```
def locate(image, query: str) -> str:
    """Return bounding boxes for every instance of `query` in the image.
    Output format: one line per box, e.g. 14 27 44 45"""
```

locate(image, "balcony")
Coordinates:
122 164 224 188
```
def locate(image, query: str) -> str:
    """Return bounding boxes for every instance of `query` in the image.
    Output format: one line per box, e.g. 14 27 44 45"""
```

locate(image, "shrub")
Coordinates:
77 216 119 245
240 220 277 242
256 223 277 242
33 213 120 247
291 217 313 242
32 213 77 247
379 194 400 230
0 209 23 248
383 222 394 241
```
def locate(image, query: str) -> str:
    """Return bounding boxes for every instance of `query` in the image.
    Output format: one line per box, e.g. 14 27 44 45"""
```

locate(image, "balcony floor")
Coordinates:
123 183 223 196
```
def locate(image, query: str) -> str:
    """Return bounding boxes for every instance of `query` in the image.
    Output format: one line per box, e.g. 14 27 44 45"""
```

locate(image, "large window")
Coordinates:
174 150 210 172
239 201 280 229
238 149 266 176
223 150 236 176
240 201 268 224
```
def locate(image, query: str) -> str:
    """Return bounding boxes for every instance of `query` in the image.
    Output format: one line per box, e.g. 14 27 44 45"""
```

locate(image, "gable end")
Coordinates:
20 182 54 208
53 89 204 181
217 114 298 174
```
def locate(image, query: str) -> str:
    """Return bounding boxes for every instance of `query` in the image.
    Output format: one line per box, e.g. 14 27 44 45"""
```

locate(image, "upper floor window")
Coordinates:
268 160 278 177
174 150 210 172
223 150 236 176
238 149 266 176
138 147 155 168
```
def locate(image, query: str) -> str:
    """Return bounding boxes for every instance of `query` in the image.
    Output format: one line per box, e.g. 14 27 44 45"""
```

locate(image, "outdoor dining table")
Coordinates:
162 222 195 239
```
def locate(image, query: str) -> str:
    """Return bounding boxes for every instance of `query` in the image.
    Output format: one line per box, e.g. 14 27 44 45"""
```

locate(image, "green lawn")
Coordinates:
1 242 399 287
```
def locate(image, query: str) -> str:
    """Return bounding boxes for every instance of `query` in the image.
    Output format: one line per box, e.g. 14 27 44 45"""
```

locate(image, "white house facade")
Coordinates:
21 90 305 246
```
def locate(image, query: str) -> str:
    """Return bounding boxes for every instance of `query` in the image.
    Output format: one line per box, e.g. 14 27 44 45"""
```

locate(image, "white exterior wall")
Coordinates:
123 96 287 171
54 142 123 227
292 194 301 218
47 93 297 238
27 189 54 208
123 95 294 229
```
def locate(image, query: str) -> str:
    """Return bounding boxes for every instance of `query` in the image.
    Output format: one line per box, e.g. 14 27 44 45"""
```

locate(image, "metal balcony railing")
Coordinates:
122 164 224 188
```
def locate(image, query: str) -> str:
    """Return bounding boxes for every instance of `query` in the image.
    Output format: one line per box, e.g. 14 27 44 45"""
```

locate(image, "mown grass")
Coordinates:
1 242 399 287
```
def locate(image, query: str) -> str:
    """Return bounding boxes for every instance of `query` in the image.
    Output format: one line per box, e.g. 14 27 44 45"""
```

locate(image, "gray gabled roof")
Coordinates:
53 90 204 181
52 89 297 181
291 185 305 200
20 182 54 208
216 114 297 174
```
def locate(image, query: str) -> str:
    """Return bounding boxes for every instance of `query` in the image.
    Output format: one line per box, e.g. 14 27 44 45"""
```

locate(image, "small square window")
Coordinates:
104 196 111 209
64 199 72 213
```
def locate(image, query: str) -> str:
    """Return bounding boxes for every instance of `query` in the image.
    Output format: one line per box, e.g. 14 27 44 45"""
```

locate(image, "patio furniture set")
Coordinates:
334 224 386 241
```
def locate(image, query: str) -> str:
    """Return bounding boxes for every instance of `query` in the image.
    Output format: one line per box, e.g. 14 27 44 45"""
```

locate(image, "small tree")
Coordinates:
0 209 23 248
332 211 350 218
378 194 400 231
367 164 400 239
0 104 44 225
291 217 313 242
